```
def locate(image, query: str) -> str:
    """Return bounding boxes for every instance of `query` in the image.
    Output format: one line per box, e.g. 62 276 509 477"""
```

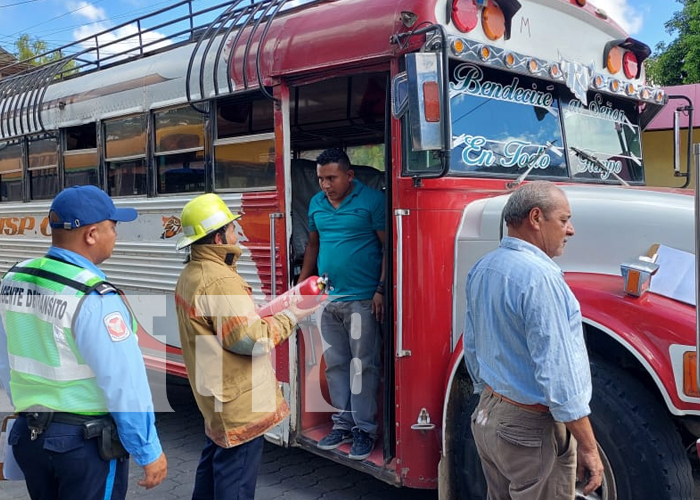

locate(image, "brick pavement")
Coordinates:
2 379 700 499
0 378 437 500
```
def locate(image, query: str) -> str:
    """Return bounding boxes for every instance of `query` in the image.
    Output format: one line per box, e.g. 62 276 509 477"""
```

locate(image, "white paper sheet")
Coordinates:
648 244 696 306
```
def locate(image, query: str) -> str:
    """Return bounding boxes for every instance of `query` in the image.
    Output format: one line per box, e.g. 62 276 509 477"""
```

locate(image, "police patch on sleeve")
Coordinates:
104 312 130 342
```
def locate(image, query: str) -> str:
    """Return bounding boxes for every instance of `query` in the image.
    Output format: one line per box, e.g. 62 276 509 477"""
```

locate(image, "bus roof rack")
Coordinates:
0 0 325 137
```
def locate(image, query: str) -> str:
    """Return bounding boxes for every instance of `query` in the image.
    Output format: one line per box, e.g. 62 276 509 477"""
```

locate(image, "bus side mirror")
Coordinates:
398 52 446 152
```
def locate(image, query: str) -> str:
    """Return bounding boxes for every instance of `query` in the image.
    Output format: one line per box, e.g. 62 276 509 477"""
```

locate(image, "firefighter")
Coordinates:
174 193 316 500
0 185 167 500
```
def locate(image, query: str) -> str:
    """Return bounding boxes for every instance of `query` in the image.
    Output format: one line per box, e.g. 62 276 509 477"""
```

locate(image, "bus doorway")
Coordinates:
286 71 396 477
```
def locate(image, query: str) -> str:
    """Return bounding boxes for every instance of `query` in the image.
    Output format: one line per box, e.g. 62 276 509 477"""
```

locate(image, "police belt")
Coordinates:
20 411 106 425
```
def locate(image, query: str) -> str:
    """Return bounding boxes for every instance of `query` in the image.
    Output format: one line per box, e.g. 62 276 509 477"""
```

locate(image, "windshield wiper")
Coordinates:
570 147 629 186
507 140 559 189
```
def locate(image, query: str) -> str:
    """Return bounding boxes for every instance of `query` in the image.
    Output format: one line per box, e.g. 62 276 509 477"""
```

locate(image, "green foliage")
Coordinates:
13 34 77 76
645 0 700 85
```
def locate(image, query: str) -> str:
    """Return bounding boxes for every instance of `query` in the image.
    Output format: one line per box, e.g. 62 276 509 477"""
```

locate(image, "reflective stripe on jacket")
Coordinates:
0 256 128 413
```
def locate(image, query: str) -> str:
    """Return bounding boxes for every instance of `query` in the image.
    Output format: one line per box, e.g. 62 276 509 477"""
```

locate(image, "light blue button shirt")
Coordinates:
463 236 592 422
0 247 162 466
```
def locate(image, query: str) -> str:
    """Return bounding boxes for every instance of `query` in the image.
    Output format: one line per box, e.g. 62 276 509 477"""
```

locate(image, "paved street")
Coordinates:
1 377 699 499
0 377 436 500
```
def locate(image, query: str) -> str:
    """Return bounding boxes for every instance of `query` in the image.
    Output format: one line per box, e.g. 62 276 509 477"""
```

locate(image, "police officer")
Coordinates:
0 185 167 500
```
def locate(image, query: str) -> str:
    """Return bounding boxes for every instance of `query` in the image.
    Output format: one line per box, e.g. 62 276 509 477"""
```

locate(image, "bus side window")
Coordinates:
64 124 99 188
214 96 275 190
0 142 24 202
154 106 206 194
104 115 148 197
28 136 59 200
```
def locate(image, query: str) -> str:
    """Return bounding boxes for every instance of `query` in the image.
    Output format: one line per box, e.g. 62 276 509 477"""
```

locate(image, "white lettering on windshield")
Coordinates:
573 155 623 180
566 93 633 127
456 135 552 169
450 63 556 110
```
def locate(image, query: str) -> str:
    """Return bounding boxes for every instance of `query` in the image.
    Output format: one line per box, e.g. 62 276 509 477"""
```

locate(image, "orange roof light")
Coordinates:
482 1 506 40
623 50 639 79
452 0 479 33
609 79 621 92
593 75 605 88
607 46 623 74
549 63 561 78
504 52 516 68
452 38 466 54
479 45 491 61
528 59 539 73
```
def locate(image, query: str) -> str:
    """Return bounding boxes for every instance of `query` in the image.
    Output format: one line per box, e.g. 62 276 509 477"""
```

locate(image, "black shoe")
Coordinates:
317 429 353 450
348 429 374 460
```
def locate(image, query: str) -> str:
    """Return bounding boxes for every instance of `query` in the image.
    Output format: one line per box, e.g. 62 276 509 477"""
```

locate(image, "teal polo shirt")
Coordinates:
308 179 385 301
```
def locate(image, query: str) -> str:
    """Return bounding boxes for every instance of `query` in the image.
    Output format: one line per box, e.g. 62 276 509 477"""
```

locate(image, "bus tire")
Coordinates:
588 358 693 500
453 392 488 500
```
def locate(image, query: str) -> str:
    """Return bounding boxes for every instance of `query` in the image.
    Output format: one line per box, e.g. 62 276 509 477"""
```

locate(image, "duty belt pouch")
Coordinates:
83 417 129 461
24 409 53 440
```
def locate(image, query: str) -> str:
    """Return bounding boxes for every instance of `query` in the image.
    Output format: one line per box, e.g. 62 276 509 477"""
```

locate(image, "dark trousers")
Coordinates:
192 436 264 500
9 414 129 500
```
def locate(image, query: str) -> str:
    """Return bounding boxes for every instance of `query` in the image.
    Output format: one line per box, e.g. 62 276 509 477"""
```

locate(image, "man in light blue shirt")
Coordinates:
463 181 603 499
0 185 166 500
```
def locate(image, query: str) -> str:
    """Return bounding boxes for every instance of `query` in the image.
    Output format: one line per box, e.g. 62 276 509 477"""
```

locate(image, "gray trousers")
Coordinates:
471 390 577 500
320 300 381 438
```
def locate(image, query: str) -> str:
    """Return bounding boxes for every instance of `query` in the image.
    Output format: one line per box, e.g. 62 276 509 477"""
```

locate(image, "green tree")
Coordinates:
645 0 700 85
14 34 77 76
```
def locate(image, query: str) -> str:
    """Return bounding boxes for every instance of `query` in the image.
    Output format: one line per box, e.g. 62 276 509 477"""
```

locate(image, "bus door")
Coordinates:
285 71 397 476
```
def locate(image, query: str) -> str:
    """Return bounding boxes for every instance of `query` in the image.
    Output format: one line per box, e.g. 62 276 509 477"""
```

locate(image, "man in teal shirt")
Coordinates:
299 148 385 461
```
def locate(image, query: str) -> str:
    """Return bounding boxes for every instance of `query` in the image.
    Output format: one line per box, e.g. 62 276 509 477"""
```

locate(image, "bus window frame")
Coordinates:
213 132 276 192
27 135 59 200
0 141 25 202
153 105 207 195
104 114 149 197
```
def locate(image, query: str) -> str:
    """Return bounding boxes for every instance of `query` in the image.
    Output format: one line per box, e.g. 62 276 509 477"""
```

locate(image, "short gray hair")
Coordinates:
503 181 563 226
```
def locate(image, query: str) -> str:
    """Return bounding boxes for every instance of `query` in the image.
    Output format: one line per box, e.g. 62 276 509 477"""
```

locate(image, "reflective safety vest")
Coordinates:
0 256 133 414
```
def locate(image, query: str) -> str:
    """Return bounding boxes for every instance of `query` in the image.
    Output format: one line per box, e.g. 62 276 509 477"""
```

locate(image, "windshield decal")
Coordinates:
455 134 553 169
565 94 633 128
450 63 556 112
572 151 623 181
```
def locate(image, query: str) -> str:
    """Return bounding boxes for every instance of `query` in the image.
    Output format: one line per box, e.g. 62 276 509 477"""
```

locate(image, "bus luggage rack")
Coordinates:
0 0 325 138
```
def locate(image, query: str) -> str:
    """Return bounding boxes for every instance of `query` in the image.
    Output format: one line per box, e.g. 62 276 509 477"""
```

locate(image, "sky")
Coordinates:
0 0 684 60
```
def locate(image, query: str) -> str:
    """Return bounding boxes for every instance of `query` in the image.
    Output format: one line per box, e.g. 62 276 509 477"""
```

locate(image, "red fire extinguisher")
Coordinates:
257 274 330 317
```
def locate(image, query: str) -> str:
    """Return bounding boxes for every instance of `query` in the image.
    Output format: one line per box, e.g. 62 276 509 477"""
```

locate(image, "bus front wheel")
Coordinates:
583 359 693 500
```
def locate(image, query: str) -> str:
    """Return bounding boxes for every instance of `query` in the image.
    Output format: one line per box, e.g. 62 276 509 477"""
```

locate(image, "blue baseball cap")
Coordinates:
49 185 138 230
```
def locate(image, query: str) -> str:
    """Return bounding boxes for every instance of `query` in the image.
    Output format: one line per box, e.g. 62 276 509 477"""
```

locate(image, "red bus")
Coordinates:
0 0 697 498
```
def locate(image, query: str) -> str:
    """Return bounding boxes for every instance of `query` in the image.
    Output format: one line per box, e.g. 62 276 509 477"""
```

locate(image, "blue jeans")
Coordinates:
191 436 264 500
320 300 381 438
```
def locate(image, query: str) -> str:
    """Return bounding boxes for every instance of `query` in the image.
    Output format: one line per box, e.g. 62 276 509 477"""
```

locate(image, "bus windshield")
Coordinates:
405 61 645 184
